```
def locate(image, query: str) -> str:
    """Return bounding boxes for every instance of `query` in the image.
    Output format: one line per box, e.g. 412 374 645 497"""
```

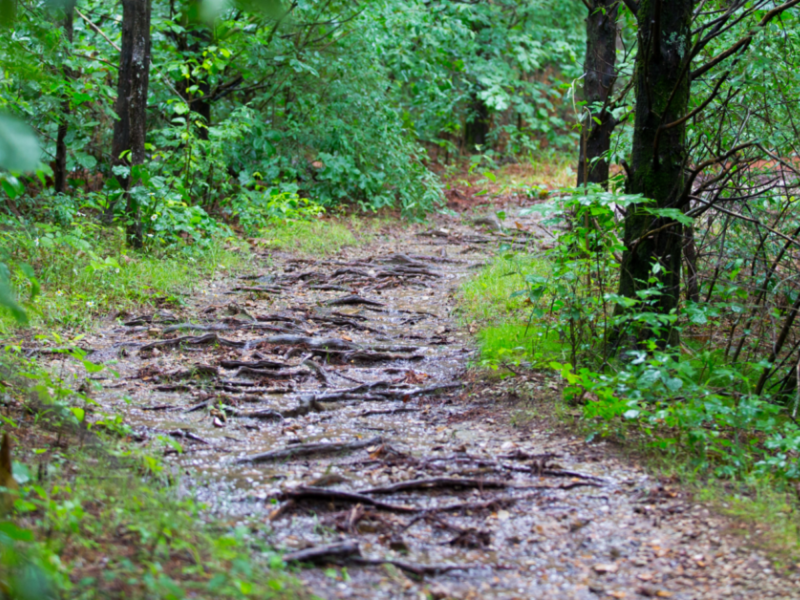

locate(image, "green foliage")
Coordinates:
0 0 587 233
0 351 300 599
465 185 800 482
228 181 325 234
257 216 384 256
459 252 549 325
0 217 250 332
0 112 41 323
0 114 40 173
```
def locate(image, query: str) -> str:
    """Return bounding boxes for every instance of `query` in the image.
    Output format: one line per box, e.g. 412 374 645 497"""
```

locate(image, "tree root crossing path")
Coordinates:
39 211 800 599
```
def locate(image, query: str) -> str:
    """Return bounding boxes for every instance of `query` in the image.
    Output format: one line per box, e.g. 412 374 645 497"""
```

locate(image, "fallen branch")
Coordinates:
235 436 383 464
140 333 247 352
358 477 518 495
235 397 324 420
229 285 282 294
282 540 485 577
220 359 293 370
283 540 361 564
359 407 420 417
230 365 310 380
325 294 384 307
278 486 418 513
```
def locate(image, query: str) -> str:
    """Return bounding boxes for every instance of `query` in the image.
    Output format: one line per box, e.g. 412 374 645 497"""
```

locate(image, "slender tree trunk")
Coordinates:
683 225 700 303
54 1 75 194
464 93 490 152
577 0 618 189
111 0 152 248
616 0 694 347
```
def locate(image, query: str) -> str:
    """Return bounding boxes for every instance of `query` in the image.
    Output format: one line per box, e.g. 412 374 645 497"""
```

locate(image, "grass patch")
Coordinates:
459 253 552 366
3 443 304 600
0 354 305 600
478 323 565 366
493 155 576 191
255 216 390 256
700 479 800 563
459 254 549 325
0 222 255 334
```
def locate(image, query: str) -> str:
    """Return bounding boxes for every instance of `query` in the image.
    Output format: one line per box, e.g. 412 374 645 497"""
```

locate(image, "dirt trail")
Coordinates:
39 209 800 599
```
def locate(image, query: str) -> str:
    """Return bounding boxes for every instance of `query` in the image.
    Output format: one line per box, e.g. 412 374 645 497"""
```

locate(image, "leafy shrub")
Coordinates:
479 186 800 481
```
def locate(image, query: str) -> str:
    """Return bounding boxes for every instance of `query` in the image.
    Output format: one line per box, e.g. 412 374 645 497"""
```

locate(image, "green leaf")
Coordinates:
0 0 16 25
19 263 40 299
0 521 34 542
70 407 85 423
0 268 27 324
0 114 40 172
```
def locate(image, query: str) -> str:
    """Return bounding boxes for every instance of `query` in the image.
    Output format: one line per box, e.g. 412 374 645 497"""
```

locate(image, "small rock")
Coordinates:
593 563 618 574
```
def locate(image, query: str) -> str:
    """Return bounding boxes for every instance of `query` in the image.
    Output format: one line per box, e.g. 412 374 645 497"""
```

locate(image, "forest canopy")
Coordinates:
0 0 586 231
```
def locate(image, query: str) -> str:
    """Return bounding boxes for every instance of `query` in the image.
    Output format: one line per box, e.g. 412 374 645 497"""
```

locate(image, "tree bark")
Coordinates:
464 94 490 152
54 1 75 194
683 224 700 303
577 0 618 189
615 0 694 347
111 0 152 248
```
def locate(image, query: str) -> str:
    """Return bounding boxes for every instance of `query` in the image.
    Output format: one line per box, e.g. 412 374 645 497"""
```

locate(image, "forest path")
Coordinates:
52 209 799 599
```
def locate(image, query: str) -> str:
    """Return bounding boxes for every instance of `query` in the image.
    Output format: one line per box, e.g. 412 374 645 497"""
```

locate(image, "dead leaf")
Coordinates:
1 434 20 513
404 370 428 385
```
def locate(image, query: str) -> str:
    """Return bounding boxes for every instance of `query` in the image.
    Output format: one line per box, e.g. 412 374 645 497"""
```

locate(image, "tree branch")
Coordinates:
691 35 752 80
759 0 800 26
660 71 729 132
75 8 120 52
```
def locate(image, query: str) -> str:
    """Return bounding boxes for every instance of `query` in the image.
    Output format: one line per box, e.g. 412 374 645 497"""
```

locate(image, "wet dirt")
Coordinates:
32 208 800 599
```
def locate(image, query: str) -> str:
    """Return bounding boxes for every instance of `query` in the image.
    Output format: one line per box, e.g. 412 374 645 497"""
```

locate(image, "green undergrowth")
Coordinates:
698 479 800 562
0 352 305 599
460 185 800 558
254 215 389 256
476 324 565 367
645 456 800 563
459 253 549 326
0 220 255 334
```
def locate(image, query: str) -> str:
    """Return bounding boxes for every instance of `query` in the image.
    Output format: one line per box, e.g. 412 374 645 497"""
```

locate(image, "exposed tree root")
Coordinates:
235 436 383 464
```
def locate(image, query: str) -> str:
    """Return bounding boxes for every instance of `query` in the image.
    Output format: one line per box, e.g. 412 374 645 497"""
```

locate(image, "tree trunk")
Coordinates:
111 0 152 248
616 0 694 347
577 0 618 189
683 225 700 303
54 1 75 194
464 94 490 152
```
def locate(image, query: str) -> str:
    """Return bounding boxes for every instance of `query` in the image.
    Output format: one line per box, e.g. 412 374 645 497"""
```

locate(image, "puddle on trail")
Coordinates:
32 210 800 599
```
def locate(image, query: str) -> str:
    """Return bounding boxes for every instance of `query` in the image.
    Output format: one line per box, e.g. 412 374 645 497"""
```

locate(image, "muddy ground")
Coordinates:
33 206 800 599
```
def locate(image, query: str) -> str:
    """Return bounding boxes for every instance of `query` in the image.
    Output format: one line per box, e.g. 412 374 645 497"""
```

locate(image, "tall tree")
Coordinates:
111 0 152 247
577 0 618 189
616 0 694 345
54 0 75 194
